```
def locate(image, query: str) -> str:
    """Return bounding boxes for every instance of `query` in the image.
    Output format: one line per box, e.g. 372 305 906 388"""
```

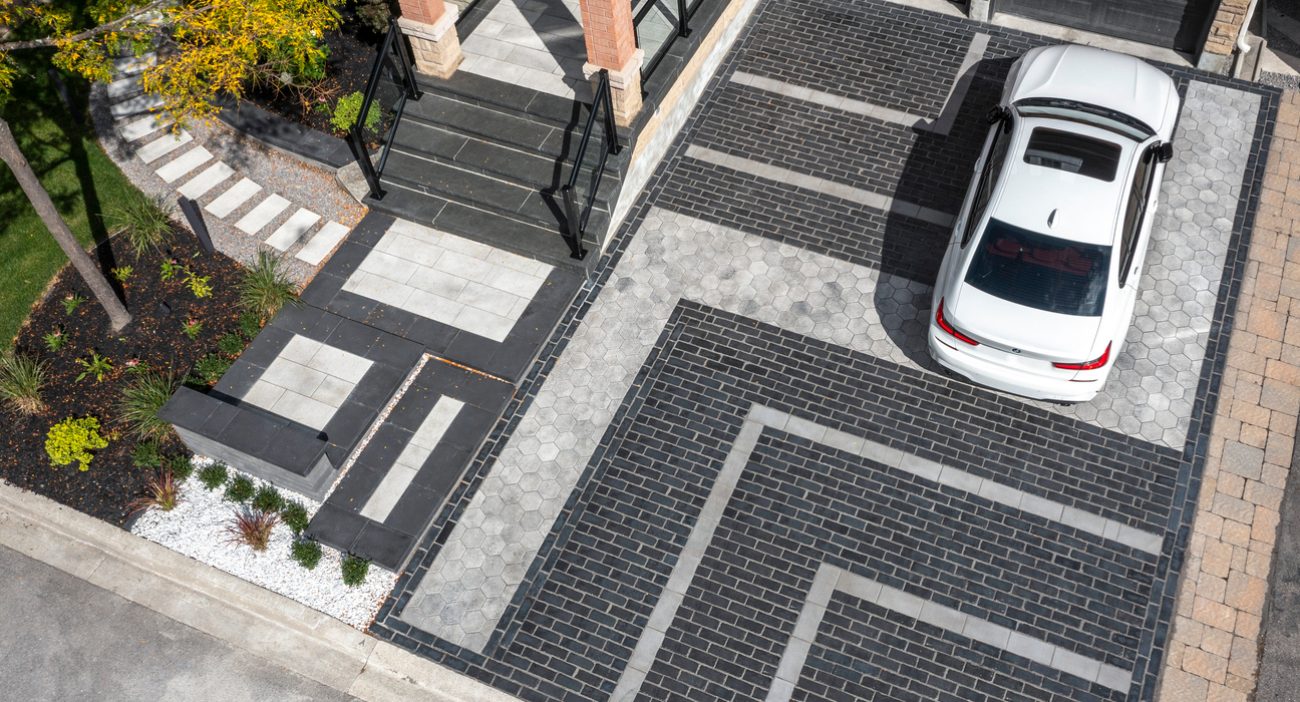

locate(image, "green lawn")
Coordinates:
0 55 140 344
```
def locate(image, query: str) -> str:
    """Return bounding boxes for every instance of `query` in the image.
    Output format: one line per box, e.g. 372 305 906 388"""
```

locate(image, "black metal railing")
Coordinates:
560 70 621 260
347 18 422 200
633 0 695 85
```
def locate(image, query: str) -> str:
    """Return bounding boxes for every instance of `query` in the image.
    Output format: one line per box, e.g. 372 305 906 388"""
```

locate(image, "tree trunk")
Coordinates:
0 117 131 331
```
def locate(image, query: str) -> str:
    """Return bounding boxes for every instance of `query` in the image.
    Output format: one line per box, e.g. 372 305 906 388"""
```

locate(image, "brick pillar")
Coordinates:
579 0 643 126
1198 0 1252 74
397 0 462 79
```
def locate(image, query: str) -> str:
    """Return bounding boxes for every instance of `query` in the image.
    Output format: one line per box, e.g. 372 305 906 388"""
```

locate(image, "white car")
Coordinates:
928 44 1180 403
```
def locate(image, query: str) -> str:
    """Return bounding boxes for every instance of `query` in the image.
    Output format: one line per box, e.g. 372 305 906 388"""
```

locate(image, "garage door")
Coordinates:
994 0 1216 52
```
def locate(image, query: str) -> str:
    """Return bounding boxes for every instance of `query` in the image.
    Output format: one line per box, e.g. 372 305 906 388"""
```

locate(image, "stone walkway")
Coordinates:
460 0 589 99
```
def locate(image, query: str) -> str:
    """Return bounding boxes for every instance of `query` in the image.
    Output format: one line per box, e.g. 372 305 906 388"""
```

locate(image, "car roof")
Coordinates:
1008 44 1176 136
990 117 1139 247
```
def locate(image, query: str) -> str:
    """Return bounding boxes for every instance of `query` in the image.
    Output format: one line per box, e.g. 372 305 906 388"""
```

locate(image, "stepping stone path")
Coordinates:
105 54 351 267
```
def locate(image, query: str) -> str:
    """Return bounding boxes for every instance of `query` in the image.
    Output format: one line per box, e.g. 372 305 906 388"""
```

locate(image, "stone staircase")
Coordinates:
367 71 626 268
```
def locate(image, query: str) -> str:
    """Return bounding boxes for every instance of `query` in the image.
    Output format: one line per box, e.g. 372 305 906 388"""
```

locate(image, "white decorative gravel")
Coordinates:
130 457 397 629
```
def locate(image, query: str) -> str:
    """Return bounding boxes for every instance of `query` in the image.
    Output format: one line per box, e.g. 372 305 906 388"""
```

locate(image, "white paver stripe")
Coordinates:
295 222 351 266
136 131 192 164
360 396 465 522
107 76 141 100
155 146 212 183
113 55 155 75
686 145 954 227
205 178 262 218
235 194 291 235
110 93 162 117
119 114 173 142
177 162 235 200
265 208 322 251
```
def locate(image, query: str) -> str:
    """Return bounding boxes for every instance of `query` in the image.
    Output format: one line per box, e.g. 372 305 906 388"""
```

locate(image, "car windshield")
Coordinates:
964 219 1110 317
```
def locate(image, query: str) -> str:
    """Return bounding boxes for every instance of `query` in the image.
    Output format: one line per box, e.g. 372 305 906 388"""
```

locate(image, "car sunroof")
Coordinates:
1022 127 1121 182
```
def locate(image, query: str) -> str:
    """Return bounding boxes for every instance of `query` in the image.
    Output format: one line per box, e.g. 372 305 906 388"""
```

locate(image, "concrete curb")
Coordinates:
0 479 517 702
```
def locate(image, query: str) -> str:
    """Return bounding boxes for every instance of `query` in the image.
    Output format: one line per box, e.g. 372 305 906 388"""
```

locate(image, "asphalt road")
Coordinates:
0 544 355 702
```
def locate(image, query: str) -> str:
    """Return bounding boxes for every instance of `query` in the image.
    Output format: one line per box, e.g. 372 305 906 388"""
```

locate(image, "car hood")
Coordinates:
947 286 1105 362
1008 44 1178 137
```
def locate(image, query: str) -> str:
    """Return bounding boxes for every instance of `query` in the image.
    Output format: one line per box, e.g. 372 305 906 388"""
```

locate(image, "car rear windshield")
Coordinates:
1023 128 1121 182
964 219 1110 317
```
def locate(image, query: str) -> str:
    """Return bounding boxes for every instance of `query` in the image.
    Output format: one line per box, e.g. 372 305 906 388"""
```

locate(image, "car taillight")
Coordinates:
1053 342 1111 371
935 298 978 346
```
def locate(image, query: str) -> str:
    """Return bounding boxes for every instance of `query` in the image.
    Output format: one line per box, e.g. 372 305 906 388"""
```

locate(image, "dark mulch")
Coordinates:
244 8 385 136
2 230 252 527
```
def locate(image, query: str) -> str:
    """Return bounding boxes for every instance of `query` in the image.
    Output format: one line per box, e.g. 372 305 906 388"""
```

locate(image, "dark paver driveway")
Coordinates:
370 1 1280 700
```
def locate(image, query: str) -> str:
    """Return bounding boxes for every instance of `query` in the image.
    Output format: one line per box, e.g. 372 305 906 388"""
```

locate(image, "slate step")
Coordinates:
387 130 621 209
415 70 580 130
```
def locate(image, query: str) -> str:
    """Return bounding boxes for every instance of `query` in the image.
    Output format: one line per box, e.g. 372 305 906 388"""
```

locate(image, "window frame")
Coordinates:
1118 144 1160 288
961 117 1013 249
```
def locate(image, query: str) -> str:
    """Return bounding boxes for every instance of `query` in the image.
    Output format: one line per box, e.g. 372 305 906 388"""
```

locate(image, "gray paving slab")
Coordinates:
205 178 263 218
155 145 213 183
136 130 192 163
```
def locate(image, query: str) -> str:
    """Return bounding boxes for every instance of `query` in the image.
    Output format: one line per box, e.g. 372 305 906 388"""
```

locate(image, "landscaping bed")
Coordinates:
2 229 254 526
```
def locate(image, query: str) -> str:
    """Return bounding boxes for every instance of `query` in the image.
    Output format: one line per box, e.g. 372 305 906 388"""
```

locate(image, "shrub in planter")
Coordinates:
239 252 298 321
238 311 264 340
291 539 322 570
129 470 180 514
198 463 229 490
132 440 163 470
226 509 279 552
341 554 370 587
217 332 246 357
190 353 231 386
281 501 310 535
165 453 195 482
329 91 380 136
251 484 283 514
265 36 330 84
355 0 393 35
225 475 255 503
107 193 172 257
45 416 109 471
118 370 178 442
0 350 46 415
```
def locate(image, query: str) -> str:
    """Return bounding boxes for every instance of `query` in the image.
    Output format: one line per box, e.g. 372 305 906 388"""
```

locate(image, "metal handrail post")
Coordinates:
600 71 621 155
391 18 424 100
677 0 691 37
560 185 586 259
347 129 385 199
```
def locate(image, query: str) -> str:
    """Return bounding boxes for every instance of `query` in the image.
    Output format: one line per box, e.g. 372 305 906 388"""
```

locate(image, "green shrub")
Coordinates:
181 318 203 340
190 353 231 386
355 0 392 35
62 293 86 315
43 328 66 352
165 453 195 482
184 270 212 299
238 311 263 340
0 350 46 414
74 351 113 383
266 36 329 84
45 416 109 471
239 252 298 321
217 332 246 357
131 440 163 469
107 193 171 257
117 370 177 442
227 509 278 551
341 554 369 587
280 501 309 535
111 266 134 284
160 258 184 282
251 484 283 514
329 91 381 136
225 475 255 503
291 539 322 570
198 463 229 490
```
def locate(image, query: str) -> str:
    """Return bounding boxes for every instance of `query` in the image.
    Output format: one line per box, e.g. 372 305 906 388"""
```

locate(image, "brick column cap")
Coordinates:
399 6 457 42
583 49 644 90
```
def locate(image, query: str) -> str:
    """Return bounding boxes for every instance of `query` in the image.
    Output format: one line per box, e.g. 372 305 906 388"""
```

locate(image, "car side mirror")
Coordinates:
985 106 1008 125
1156 142 1174 163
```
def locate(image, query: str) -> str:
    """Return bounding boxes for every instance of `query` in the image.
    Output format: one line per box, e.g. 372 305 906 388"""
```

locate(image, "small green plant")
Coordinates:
62 293 86 315
43 328 66 352
124 358 149 374
189 353 231 385
291 539 322 570
132 440 163 469
45 416 109 471
266 36 329 84
217 332 246 357
355 0 392 35
165 453 195 482
239 252 298 321
226 509 279 552
75 351 114 383
280 501 310 535
0 350 47 415
225 475 255 503
111 266 134 284
198 463 229 490
238 310 263 339
251 484 283 514
185 270 213 299
129 470 179 514
181 317 203 340
329 90 381 136
160 258 184 282
118 370 178 442
341 554 370 587
108 193 172 257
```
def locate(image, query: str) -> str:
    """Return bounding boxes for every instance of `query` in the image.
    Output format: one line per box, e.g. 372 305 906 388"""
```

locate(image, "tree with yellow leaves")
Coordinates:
0 0 342 330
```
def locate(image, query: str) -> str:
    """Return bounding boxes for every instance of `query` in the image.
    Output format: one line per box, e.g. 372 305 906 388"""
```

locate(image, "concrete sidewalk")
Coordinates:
0 479 518 702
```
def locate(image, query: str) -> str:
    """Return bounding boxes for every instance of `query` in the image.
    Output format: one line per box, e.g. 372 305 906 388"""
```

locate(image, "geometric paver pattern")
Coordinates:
341 219 553 343
459 0 587 99
370 0 1279 700
240 335 373 431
